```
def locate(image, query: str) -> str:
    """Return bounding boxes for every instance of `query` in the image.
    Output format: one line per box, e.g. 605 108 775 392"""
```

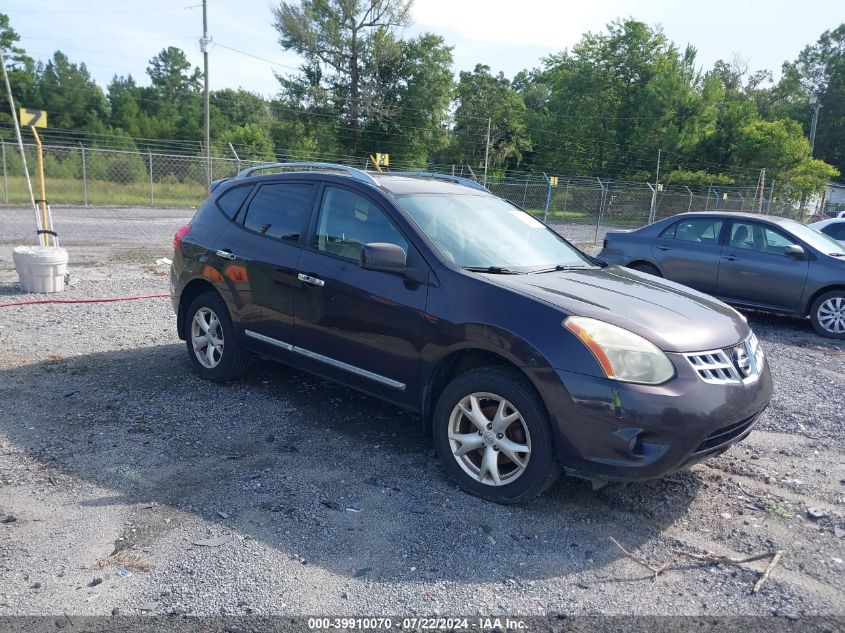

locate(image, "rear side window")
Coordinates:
215 185 253 219
243 183 314 241
663 219 723 244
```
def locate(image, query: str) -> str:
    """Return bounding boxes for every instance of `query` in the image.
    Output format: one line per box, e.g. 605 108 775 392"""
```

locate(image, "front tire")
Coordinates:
433 366 559 504
810 290 845 339
184 291 248 381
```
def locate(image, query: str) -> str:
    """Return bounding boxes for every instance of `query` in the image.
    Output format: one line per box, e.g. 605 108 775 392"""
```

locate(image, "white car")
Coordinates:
810 218 845 245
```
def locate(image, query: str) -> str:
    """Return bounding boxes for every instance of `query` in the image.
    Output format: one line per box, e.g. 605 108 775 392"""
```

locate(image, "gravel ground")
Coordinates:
0 207 843 621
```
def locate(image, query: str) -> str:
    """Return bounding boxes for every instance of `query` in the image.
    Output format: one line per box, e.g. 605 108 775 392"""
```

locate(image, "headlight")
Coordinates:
564 316 675 385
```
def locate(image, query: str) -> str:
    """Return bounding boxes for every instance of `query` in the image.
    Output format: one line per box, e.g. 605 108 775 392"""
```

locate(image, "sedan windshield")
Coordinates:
397 194 595 272
799 222 845 254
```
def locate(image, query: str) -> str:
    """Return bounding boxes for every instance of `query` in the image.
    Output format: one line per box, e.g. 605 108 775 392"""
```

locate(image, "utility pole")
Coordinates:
200 0 211 191
757 168 766 213
482 117 491 187
809 94 821 155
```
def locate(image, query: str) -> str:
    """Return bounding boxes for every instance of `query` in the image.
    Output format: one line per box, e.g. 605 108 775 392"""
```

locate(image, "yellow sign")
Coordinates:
722 192 728 200
374 152 389 166
549 176 558 187
657 183 664 191
19 107 47 128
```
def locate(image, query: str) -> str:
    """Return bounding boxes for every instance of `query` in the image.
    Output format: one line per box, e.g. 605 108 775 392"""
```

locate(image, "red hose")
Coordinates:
0 293 169 309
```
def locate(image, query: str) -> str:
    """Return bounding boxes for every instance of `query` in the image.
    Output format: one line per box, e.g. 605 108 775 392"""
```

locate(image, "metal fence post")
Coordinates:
594 177 607 244
79 142 88 207
646 182 656 224
704 184 712 211
148 150 154 205
562 178 571 214
766 181 775 215
228 141 241 175
1 138 7 204
542 172 552 222
685 186 693 212
521 177 528 208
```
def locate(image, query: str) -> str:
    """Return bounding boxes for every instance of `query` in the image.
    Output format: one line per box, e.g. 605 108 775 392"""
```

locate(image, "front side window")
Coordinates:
824 223 845 240
397 193 594 271
243 183 314 241
314 186 408 261
729 222 797 255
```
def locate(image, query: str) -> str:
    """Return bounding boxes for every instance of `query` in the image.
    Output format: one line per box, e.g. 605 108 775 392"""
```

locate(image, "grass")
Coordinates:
0 175 204 208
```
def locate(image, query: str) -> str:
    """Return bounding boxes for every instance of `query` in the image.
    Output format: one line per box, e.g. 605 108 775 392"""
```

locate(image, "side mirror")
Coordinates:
360 242 406 274
784 244 806 259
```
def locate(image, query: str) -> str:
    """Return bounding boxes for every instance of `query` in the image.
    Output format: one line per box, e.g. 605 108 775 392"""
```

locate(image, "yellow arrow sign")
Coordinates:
19 107 47 128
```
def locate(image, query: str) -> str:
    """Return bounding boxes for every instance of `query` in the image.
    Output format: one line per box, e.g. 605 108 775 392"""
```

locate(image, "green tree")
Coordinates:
452 64 531 174
0 12 36 116
147 47 201 100
360 32 454 166
35 51 109 131
780 23 845 176
272 0 413 151
735 118 838 199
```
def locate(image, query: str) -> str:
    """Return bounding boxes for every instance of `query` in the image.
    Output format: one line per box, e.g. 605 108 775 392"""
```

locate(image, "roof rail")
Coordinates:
236 162 379 187
397 171 490 192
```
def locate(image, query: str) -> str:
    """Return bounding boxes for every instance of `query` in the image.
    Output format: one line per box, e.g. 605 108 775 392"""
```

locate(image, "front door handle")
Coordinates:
721 254 738 261
216 249 236 260
656 245 672 251
297 273 325 287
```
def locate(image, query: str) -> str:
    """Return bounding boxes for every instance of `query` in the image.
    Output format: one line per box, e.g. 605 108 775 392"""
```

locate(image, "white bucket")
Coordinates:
12 246 69 293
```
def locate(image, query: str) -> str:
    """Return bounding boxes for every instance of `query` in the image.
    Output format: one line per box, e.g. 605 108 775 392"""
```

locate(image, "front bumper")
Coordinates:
538 349 773 482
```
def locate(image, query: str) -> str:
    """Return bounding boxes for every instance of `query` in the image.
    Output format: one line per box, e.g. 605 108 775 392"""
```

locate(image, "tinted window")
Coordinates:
216 185 252 219
243 183 313 241
823 223 845 240
666 219 723 244
315 187 408 261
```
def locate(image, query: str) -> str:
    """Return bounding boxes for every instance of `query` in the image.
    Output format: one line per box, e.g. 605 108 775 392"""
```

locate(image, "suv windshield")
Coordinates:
397 194 594 272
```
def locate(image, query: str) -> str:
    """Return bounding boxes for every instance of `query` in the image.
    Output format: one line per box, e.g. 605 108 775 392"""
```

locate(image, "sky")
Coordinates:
3 0 843 98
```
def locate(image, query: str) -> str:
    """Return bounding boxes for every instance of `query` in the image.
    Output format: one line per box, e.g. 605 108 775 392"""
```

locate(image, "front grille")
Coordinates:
684 333 764 385
693 413 760 455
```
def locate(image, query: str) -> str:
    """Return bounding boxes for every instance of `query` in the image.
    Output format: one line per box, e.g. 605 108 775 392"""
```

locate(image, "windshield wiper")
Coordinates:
829 252 845 257
462 266 521 274
528 264 591 274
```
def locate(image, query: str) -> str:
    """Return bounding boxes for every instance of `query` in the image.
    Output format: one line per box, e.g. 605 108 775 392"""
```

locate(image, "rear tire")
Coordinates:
184 291 249 381
629 262 662 277
432 366 559 505
809 290 845 339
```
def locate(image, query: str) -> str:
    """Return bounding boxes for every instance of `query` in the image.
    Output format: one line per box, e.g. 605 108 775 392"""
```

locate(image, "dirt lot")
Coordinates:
0 206 843 621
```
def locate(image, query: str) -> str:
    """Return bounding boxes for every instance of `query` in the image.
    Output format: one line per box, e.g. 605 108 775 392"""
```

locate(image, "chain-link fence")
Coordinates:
0 140 824 248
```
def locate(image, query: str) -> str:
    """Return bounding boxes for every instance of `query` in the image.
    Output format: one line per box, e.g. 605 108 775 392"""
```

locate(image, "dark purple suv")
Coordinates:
170 164 772 504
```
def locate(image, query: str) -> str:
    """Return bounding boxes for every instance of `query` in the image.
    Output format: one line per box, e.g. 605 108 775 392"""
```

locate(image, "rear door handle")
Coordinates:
656 245 672 251
216 249 236 260
721 254 738 261
297 273 325 287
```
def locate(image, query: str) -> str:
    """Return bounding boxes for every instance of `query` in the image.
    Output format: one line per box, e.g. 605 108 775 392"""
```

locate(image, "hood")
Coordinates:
483 265 749 353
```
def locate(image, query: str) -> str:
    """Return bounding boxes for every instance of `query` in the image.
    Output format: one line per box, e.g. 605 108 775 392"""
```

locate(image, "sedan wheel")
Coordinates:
816 297 845 334
448 393 531 486
191 307 224 368
810 291 845 339
433 366 559 504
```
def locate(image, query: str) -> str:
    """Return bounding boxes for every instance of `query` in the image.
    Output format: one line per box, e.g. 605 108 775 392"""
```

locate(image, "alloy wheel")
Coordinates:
817 297 845 334
447 392 531 486
191 307 224 368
